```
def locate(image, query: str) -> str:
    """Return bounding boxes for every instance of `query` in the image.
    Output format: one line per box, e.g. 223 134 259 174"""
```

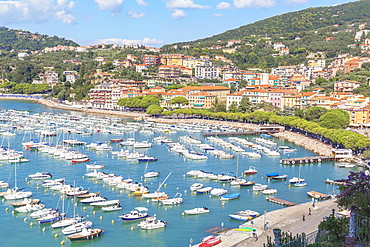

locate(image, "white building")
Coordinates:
195 63 220 79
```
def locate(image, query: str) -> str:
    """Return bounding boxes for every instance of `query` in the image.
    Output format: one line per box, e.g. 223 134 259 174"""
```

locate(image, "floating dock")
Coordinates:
203 130 278 137
325 179 346 186
280 156 340 165
266 196 296 207
307 191 332 200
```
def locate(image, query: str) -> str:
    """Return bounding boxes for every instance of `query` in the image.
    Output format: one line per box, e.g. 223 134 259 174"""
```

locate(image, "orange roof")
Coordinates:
224 78 240 81
188 92 214 97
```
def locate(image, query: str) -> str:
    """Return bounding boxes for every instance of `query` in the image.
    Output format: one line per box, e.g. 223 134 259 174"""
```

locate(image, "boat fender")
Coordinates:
310 159 313 162
300 160 303 164
318 159 321 162
292 161 295 164
305 160 309 163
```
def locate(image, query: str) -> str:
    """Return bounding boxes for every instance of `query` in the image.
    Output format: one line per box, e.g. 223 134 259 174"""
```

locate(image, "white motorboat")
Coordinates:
120 138 135 146
4 188 33 200
15 203 45 213
90 199 120 207
184 207 210 215
120 207 149 221
134 141 152 149
252 183 268 191
138 215 166 230
0 181 9 189
190 183 203 191
244 166 258 175
210 188 227 196
101 204 122 212
161 193 183 205
62 221 93 235
86 164 105 169
80 196 107 204
28 172 52 180
262 188 277 194
142 191 167 199
289 177 305 184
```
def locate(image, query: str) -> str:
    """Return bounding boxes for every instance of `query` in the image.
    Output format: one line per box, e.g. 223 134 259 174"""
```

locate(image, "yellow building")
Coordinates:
160 54 184 66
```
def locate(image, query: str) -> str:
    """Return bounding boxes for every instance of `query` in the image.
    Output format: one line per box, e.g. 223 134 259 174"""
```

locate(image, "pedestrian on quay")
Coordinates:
309 208 312 216
302 213 305 221
252 230 258 241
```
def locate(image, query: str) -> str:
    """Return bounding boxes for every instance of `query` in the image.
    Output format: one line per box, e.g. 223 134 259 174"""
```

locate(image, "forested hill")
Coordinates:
165 0 370 47
0 26 79 51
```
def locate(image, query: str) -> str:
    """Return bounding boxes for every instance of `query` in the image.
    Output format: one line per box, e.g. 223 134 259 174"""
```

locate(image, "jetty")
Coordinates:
266 196 297 207
280 156 340 165
325 178 346 186
203 130 278 137
307 191 332 200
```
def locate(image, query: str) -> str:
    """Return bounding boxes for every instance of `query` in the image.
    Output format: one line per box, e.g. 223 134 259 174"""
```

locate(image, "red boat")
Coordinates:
72 157 91 163
110 139 123 143
199 235 222 247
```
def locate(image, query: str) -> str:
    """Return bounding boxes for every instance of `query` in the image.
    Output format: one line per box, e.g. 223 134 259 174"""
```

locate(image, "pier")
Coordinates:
203 130 278 137
280 156 340 165
266 196 297 207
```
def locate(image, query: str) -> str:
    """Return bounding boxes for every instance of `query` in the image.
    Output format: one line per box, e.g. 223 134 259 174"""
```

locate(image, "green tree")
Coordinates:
170 96 189 108
146 105 164 115
319 109 350 129
304 106 328 122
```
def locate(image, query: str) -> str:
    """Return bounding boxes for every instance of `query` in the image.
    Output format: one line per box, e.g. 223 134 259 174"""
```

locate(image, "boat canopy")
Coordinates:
134 207 148 212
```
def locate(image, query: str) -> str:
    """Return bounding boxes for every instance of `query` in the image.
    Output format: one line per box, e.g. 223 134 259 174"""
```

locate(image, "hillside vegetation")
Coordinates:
0 26 78 51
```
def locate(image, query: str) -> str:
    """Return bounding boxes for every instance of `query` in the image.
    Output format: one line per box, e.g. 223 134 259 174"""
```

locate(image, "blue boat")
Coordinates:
266 172 279 177
137 156 158 162
38 213 66 224
220 193 240 201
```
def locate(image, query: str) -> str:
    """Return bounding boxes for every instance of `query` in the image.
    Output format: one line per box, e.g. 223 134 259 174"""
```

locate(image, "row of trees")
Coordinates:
152 108 370 150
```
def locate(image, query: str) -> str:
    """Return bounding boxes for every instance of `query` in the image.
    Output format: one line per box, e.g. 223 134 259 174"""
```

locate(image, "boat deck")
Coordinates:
266 196 296 207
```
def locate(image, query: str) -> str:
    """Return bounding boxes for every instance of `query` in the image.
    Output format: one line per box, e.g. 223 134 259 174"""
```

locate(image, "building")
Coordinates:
41 69 59 87
334 80 361 93
158 65 182 78
63 71 79 84
135 64 149 73
187 92 216 109
160 54 184 66
195 63 220 80
143 55 161 65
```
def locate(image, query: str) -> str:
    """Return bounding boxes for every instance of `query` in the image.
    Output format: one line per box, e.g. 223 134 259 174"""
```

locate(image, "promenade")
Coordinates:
194 198 339 247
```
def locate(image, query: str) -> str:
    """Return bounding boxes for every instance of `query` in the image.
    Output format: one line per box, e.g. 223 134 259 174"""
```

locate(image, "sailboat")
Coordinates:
143 161 160 178
291 166 307 187
4 163 32 200
141 172 171 199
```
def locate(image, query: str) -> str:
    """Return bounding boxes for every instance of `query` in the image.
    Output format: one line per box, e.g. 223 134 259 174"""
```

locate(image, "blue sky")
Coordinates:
0 0 355 47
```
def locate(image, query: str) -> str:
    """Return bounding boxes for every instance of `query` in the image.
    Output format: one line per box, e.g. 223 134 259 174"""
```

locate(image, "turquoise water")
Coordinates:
0 100 362 247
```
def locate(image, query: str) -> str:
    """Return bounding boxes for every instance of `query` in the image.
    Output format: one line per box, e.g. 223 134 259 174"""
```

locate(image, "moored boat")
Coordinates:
229 209 260 221
120 207 149 221
199 235 222 247
220 193 240 201
184 207 210 215
67 228 103 242
137 215 166 230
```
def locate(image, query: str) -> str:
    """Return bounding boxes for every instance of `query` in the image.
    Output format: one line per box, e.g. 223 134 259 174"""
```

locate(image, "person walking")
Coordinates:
302 213 305 221
308 208 312 216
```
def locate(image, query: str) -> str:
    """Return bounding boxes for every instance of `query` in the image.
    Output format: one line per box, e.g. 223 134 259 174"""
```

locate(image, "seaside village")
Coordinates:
19 27 370 129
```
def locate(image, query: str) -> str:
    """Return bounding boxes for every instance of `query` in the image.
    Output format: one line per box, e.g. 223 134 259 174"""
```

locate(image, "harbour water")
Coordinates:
0 100 362 247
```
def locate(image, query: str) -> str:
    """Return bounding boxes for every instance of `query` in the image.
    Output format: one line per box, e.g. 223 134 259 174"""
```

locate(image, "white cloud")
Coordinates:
95 37 163 46
127 10 145 18
233 0 276 8
213 13 223 17
136 0 147 6
166 0 211 9
285 0 308 3
94 0 124 14
171 9 186 19
216 2 231 10
55 11 76 24
0 0 76 24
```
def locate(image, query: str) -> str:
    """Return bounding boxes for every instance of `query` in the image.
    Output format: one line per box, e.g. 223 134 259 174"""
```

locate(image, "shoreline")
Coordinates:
34 98 335 157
